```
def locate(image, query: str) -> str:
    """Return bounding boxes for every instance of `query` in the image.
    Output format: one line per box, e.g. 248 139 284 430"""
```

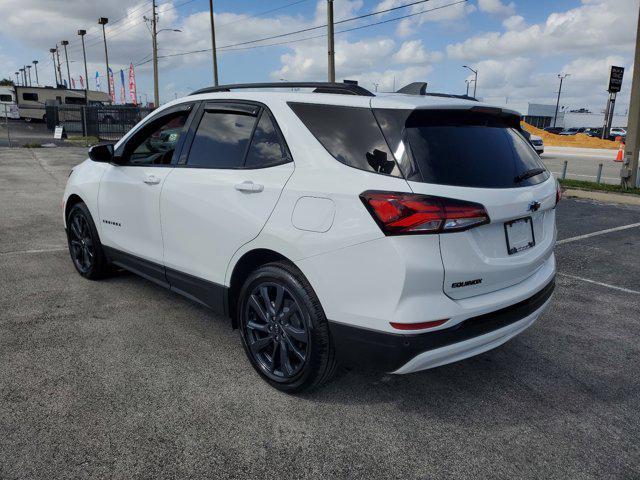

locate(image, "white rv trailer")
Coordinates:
0 86 19 119
14 86 111 122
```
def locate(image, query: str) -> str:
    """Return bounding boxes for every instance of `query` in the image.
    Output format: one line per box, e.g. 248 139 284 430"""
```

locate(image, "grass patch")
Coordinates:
22 143 42 148
559 178 640 196
67 136 100 147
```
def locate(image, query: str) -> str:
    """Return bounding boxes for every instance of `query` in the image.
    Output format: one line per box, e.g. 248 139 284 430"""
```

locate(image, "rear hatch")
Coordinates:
374 105 557 300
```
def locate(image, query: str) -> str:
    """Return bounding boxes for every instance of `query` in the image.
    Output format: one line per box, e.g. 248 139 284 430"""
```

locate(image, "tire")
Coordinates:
238 261 337 393
66 202 110 280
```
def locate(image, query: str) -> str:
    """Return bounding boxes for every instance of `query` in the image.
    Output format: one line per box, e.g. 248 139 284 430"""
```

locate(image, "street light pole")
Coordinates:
32 61 39 86
14 72 19 86
151 1 159 107
61 40 71 88
327 0 335 82
55 46 63 87
78 30 89 101
208 0 219 86
463 65 478 98
98 17 112 99
26 66 32 86
553 74 570 128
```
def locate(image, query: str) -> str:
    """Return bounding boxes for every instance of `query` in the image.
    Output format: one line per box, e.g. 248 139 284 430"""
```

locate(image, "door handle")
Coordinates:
143 174 161 185
234 181 264 193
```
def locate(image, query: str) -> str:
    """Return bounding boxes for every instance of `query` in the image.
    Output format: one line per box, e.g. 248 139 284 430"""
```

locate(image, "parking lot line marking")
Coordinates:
557 222 640 245
1 247 67 256
558 273 640 295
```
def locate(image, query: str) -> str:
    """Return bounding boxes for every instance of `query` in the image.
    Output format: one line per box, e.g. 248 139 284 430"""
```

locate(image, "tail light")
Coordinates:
555 179 562 207
360 191 490 235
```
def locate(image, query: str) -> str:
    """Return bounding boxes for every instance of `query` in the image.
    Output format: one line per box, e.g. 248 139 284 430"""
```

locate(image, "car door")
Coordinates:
97 103 195 278
160 101 294 301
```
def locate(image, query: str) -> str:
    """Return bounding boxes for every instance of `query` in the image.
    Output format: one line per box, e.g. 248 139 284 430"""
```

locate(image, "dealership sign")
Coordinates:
608 66 625 93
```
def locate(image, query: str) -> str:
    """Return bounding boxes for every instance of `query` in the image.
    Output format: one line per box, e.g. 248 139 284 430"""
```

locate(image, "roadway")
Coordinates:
541 146 622 185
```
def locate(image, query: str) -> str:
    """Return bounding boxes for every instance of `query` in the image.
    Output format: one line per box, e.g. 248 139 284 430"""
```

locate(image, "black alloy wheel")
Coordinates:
244 282 310 380
68 211 94 274
66 202 109 280
238 262 337 393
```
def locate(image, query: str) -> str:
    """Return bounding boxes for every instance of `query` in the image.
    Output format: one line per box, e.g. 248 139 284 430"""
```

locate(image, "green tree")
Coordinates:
0 78 15 86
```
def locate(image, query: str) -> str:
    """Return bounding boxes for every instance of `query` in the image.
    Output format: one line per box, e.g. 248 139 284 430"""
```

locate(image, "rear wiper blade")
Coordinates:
514 168 545 183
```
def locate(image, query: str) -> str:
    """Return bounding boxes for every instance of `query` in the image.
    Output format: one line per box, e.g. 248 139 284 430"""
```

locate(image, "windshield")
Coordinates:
375 108 549 189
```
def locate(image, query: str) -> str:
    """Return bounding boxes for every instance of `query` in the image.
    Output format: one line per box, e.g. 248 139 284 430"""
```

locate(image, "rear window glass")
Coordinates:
22 93 38 101
376 109 549 188
289 103 401 177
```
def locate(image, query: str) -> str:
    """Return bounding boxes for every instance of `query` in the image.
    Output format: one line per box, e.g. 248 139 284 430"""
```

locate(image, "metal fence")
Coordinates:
46 105 153 141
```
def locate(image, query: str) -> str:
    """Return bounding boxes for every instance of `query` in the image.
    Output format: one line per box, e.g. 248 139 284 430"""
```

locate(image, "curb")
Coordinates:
564 188 640 206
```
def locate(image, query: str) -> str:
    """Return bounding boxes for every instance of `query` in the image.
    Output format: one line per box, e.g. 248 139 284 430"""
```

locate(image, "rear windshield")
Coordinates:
376 109 549 188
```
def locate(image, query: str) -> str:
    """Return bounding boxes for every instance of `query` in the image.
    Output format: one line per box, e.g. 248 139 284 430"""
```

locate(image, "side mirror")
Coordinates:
88 143 114 163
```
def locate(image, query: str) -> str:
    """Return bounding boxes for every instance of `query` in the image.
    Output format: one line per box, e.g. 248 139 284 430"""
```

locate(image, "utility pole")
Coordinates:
78 30 89 100
463 65 478 98
32 60 39 86
98 17 111 99
622 7 640 188
61 40 71 88
553 74 570 128
209 0 219 86
50 49 58 85
327 0 335 82
26 65 32 86
55 46 63 87
151 1 159 107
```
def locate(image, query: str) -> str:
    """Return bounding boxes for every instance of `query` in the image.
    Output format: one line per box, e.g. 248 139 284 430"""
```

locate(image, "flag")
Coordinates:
128 63 137 105
119 69 126 104
79 75 84 88
71 78 76 89
108 68 115 103
95 71 100 91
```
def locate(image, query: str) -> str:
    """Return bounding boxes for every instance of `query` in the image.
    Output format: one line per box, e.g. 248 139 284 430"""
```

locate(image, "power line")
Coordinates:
136 0 465 66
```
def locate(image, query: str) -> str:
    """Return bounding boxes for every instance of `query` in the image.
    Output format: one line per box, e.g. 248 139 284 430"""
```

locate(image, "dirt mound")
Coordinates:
522 122 620 150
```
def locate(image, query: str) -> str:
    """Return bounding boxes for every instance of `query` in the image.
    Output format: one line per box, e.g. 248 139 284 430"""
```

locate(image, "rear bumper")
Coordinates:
328 278 554 373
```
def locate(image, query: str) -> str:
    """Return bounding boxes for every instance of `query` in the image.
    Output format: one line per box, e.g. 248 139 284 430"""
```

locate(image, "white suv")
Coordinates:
63 82 558 392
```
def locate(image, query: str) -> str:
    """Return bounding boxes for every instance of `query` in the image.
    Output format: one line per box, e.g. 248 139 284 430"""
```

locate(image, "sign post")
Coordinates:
601 66 624 140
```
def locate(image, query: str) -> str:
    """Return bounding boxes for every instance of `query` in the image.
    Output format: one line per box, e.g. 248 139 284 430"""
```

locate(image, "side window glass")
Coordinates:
245 111 288 168
127 111 189 165
289 103 401 177
186 110 256 169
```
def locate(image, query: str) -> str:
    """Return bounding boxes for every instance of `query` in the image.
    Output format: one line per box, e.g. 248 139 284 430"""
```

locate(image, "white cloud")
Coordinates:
502 15 526 31
392 40 444 64
447 0 639 60
374 0 476 37
478 0 516 17
273 37 397 81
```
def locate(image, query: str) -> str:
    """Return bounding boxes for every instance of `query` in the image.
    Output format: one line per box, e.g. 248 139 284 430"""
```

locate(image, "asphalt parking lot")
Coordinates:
1 147 639 479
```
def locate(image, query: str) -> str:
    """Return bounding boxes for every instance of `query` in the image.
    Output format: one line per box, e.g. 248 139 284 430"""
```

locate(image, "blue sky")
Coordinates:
0 0 637 110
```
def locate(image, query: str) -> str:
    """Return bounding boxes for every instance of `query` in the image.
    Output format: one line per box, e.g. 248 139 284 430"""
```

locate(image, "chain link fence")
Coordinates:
45 104 153 141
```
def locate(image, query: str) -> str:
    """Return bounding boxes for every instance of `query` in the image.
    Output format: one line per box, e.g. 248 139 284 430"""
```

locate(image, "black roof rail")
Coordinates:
424 92 479 102
189 82 374 97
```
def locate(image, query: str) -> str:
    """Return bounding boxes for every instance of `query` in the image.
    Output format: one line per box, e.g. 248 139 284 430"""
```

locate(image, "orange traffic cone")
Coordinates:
615 141 624 162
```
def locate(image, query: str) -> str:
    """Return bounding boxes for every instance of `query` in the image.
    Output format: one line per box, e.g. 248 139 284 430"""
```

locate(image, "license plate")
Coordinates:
504 217 535 255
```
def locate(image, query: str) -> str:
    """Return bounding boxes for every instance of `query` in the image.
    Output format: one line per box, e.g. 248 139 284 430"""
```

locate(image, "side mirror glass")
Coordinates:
88 143 114 163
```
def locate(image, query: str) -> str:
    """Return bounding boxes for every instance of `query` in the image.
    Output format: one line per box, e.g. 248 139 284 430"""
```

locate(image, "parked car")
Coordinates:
530 134 544 155
559 127 586 135
63 82 558 392
584 127 603 138
609 127 627 138
543 126 564 135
